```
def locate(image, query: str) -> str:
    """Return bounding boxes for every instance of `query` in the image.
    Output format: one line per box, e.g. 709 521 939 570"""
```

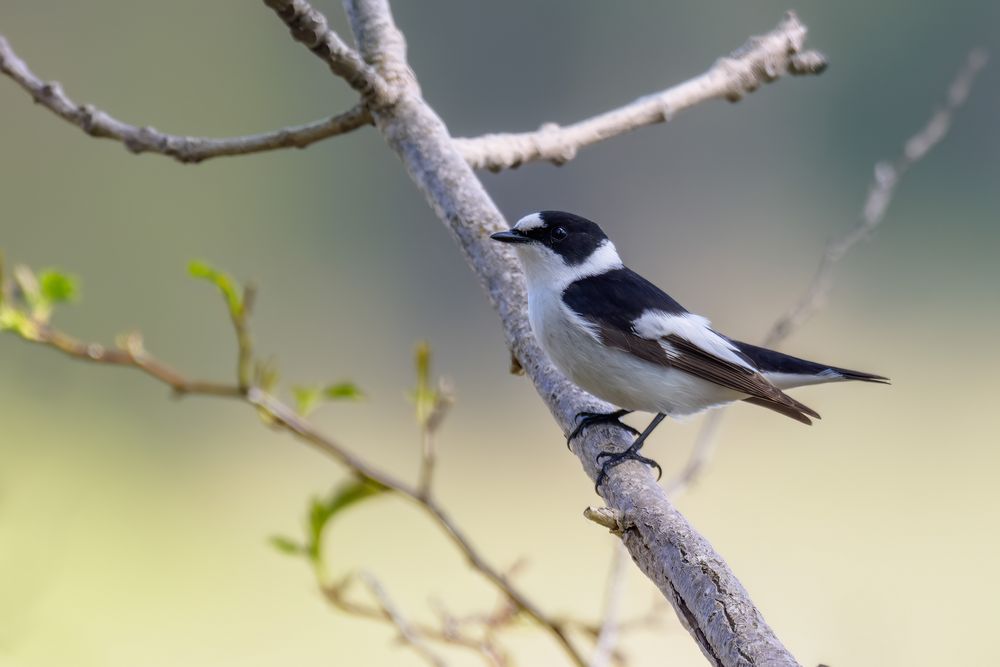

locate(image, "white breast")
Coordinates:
528 289 743 417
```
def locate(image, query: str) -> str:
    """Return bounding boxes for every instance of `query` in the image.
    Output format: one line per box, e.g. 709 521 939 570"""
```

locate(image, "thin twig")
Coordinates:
668 48 988 498
0 35 372 163
453 12 826 171
417 380 454 499
324 576 508 666
7 304 580 666
763 47 988 347
31 326 244 398
590 542 628 667
360 572 449 667
262 0 395 104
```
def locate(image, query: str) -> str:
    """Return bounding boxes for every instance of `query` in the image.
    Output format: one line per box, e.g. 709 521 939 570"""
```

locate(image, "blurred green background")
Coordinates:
2 1 998 665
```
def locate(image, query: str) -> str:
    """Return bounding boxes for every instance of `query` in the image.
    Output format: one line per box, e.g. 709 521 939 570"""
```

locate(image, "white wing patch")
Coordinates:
631 310 754 370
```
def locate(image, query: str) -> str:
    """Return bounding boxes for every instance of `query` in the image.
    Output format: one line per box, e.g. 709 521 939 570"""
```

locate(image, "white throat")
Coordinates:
517 240 623 293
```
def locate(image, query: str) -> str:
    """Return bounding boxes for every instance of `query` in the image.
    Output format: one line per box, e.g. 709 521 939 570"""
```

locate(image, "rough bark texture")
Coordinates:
0 3 833 663
341 1 812 664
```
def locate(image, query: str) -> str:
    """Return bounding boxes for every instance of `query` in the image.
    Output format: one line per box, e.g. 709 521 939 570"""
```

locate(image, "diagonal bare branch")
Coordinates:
262 0 396 104
0 35 372 163
454 12 826 171
5 289 581 665
667 47 989 499
342 1 817 664
763 47 988 347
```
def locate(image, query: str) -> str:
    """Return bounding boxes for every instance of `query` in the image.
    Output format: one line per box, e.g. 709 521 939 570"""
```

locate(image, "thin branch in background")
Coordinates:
413 341 454 498
763 47 988 347
666 48 988 499
453 12 826 171
0 2 876 663
0 36 372 163
0 261 587 667
590 542 629 667
360 572 449 667
322 576 508 667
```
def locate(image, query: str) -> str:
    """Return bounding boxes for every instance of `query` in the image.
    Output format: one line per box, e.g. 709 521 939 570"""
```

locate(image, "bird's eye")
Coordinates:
551 226 568 242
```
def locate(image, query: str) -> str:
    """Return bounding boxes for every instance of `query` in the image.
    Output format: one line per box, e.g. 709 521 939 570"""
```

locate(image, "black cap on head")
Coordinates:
491 211 609 265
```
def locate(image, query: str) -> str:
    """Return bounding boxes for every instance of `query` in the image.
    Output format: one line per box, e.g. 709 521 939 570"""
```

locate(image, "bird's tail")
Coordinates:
731 340 890 388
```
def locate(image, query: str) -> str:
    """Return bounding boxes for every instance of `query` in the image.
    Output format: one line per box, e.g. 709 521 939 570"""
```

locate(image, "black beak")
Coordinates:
490 229 532 244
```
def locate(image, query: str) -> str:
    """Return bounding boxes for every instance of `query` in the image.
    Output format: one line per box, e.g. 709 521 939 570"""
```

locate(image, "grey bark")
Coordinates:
340 1 812 664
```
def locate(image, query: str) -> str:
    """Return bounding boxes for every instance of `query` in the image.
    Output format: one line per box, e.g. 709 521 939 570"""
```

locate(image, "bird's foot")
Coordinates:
567 409 637 449
594 444 662 491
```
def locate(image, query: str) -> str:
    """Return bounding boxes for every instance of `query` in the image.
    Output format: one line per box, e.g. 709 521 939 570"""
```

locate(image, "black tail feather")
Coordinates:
732 340 890 384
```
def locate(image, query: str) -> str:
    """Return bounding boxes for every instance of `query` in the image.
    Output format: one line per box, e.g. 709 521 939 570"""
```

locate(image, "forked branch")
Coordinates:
667 47 988 499
342 0 813 663
454 12 826 171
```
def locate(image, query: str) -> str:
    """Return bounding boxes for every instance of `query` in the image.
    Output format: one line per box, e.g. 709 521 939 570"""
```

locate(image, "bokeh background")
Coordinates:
2 1 998 665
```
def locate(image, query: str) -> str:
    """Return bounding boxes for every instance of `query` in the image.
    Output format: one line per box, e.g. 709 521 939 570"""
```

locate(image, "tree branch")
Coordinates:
589 542 628 667
0 35 372 164
668 47 988 499
359 572 449 667
262 0 396 105
2 3 844 664
342 1 815 664
323 575 509 667
763 47 987 347
453 12 826 171
5 292 579 665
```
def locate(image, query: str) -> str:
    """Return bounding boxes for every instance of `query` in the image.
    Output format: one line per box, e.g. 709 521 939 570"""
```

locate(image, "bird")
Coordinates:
490 210 888 489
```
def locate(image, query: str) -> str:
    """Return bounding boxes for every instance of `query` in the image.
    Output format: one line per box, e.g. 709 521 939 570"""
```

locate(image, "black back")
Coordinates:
520 211 609 266
562 267 688 328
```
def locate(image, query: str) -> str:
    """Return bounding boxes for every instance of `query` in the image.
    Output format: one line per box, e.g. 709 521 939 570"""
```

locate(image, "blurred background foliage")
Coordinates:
1 1 998 666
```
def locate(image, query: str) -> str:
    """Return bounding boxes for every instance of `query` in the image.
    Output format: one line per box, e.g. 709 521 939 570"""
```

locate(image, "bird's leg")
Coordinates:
594 413 667 491
566 409 638 449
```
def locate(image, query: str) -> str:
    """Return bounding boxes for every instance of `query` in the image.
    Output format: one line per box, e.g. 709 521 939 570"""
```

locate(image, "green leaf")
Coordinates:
292 382 363 417
254 357 280 393
0 305 38 339
323 382 364 401
38 270 78 304
412 341 436 426
292 385 322 416
188 260 242 316
306 478 387 563
268 535 305 556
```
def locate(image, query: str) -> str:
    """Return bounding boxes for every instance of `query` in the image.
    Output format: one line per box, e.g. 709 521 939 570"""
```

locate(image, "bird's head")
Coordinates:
490 211 622 288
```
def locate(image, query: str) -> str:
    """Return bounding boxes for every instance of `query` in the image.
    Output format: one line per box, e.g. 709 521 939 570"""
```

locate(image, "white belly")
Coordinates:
529 291 743 417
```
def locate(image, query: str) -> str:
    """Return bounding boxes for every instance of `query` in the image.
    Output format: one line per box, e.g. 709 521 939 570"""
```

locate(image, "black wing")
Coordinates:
563 269 820 424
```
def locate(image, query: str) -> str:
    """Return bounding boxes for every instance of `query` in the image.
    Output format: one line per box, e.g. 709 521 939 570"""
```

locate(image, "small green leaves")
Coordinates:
292 386 322 416
268 535 305 556
188 260 256 388
0 258 78 334
188 260 243 317
39 270 78 304
254 357 281 394
270 479 387 564
413 341 436 427
307 478 387 563
324 382 364 401
410 341 453 431
292 382 364 416
0 306 37 339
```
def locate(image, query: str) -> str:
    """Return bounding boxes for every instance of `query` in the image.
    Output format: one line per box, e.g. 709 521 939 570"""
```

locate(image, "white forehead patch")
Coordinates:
514 212 545 232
